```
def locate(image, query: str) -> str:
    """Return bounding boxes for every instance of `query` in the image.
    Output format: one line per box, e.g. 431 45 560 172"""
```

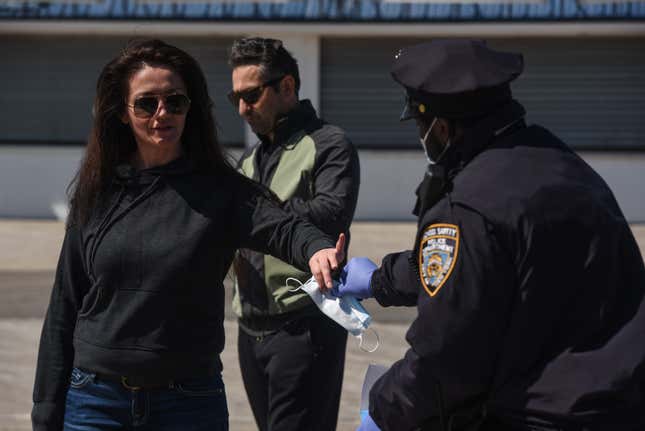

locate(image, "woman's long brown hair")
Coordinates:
69 38 232 225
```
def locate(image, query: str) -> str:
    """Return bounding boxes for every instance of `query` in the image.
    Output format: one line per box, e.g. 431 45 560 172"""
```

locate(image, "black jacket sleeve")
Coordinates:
369 204 515 431
371 250 419 307
32 224 91 431
282 127 360 237
234 175 335 272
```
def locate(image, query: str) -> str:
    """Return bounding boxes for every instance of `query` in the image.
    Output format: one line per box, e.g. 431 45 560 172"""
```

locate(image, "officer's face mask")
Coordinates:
419 117 452 165
288 277 379 352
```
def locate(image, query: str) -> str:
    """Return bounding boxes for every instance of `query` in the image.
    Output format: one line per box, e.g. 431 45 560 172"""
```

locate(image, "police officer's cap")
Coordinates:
392 39 523 120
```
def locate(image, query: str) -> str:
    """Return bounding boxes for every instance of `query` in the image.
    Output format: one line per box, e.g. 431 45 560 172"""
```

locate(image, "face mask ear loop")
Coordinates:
357 327 380 353
420 117 437 165
434 138 452 164
286 277 305 293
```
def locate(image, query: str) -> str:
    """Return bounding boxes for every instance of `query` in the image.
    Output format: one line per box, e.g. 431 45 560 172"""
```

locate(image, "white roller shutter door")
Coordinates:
0 35 244 147
321 37 645 150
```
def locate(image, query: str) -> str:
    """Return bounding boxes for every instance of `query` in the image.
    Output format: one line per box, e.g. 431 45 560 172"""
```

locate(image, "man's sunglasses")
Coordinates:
127 93 191 118
227 76 284 108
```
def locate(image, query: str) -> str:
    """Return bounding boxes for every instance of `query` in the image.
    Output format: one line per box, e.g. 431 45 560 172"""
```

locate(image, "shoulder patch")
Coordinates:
418 223 459 297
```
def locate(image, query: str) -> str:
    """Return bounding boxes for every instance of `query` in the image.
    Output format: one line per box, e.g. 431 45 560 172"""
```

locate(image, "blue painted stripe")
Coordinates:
1 0 644 21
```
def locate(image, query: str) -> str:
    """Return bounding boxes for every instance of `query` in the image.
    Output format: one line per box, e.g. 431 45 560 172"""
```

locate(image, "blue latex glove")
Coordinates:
357 411 381 431
333 257 377 299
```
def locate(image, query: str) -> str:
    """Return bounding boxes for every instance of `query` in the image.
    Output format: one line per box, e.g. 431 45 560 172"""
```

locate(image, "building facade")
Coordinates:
1 0 644 220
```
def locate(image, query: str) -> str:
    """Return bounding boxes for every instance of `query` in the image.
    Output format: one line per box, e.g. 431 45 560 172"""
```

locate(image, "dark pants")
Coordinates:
63 368 228 431
237 313 348 431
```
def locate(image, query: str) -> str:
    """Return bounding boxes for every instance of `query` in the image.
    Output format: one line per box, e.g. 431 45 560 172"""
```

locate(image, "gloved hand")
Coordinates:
333 257 377 299
357 412 381 431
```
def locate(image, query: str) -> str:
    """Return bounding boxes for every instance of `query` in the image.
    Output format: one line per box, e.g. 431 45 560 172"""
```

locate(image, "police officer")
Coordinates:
333 40 645 431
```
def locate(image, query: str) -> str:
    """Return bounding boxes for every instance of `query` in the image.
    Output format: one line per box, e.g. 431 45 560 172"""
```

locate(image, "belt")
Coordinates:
94 373 175 391
239 305 319 335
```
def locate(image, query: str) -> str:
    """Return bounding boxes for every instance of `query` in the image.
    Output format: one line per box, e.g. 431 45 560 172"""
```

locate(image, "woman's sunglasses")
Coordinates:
227 76 284 108
127 93 191 118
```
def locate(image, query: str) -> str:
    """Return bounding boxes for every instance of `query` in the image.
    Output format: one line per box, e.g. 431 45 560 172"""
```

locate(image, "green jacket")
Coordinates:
233 100 360 329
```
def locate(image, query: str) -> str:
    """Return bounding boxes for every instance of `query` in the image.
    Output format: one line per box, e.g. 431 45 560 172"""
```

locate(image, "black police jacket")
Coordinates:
31 157 334 431
369 103 645 431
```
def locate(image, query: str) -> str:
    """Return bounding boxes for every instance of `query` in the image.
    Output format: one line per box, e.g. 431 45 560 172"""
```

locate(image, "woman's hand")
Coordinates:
309 233 346 290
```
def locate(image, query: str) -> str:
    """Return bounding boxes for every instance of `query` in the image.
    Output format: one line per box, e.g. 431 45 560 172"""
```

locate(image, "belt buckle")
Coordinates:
121 376 142 391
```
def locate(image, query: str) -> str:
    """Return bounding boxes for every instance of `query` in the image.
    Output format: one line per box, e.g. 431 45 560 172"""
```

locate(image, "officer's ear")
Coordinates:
435 118 452 142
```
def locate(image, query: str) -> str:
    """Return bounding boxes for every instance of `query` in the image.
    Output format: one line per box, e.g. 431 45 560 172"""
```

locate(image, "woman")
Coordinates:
32 39 343 431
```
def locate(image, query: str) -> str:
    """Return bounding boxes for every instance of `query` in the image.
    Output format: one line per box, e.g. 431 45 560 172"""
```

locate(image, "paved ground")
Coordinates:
1 220 644 431
0 220 419 431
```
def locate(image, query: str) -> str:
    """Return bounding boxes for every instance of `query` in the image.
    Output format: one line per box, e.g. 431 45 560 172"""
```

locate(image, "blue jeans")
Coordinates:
64 368 228 431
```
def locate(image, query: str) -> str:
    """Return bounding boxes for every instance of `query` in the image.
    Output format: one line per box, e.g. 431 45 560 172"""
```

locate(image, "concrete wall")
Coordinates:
357 150 645 222
1 146 644 222
0 146 82 220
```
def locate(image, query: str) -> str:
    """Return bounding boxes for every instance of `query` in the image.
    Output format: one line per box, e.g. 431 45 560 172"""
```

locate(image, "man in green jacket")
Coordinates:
228 37 361 431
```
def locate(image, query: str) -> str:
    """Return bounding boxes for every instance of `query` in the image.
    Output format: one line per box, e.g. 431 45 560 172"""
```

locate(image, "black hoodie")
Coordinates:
32 157 334 430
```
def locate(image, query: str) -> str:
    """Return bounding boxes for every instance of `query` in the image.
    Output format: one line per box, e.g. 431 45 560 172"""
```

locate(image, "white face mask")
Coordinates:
420 117 451 165
288 277 379 352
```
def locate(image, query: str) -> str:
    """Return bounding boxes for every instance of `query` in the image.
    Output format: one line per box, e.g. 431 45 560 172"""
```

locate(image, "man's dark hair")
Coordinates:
229 37 300 94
